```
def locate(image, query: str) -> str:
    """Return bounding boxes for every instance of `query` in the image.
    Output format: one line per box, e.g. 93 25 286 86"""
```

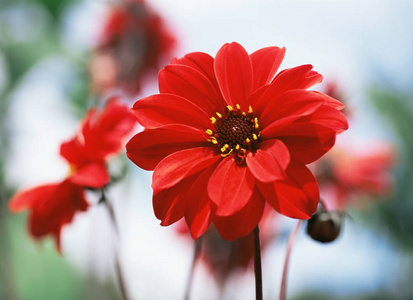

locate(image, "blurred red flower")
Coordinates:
314 143 395 210
90 0 176 97
9 99 136 251
127 42 348 241
177 205 277 285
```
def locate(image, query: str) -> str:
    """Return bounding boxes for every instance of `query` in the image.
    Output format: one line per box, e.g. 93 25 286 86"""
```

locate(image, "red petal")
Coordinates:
281 128 336 164
214 42 253 107
207 157 256 216
171 51 221 96
258 90 326 129
158 64 224 116
270 64 323 93
60 138 85 166
246 139 290 182
69 162 109 188
250 46 286 90
263 121 338 164
152 147 221 192
213 187 265 240
29 181 88 251
9 184 58 213
132 94 211 130
293 105 349 133
184 165 217 239
258 163 319 219
126 125 206 171
153 176 195 226
82 98 136 160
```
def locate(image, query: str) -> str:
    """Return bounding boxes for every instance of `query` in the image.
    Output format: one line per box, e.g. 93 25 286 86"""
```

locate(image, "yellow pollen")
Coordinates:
236 144 240 150
246 138 251 143
206 129 213 135
255 123 259 129
211 137 218 144
248 106 253 114
216 112 222 118
211 117 216 124
253 134 258 140
221 146 227 152
242 112 246 116
227 105 233 111
221 149 233 157
236 104 241 110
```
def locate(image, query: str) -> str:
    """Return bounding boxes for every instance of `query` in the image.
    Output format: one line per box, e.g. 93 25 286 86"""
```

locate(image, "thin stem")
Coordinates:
279 220 302 300
102 189 128 300
253 225 263 300
184 238 202 300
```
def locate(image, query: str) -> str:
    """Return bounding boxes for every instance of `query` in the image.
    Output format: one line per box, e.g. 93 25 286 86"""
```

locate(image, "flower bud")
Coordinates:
306 210 344 243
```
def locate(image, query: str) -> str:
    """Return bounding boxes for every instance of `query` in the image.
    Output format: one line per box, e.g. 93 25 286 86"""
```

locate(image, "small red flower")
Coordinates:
9 99 136 251
90 0 176 97
126 42 348 240
314 143 395 210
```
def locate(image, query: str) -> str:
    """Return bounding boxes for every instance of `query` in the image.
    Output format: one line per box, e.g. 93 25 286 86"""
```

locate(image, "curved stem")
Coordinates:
184 238 202 300
102 189 128 300
253 226 263 300
279 220 302 300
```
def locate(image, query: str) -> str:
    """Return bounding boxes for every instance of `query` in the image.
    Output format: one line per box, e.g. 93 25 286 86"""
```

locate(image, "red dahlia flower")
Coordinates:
9 99 136 250
126 42 348 240
90 0 176 97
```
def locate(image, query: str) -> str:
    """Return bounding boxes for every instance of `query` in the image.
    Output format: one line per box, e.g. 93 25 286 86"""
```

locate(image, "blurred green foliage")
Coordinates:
368 88 413 250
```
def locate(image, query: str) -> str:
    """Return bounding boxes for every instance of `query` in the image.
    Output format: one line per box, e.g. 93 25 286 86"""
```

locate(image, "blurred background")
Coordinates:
1 0 412 299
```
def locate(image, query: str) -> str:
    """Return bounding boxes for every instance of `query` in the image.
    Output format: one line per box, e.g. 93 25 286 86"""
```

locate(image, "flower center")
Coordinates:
205 104 261 161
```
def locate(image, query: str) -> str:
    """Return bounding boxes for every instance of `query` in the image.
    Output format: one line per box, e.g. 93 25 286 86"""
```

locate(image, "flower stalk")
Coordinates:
101 188 129 300
253 226 263 300
279 220 302 300
184 238 202 300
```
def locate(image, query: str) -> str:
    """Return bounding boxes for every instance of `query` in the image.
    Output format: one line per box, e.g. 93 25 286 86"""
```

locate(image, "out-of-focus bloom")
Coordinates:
127 42 348 241
90 0 175 97
177 206 277 285
313 143 395 210
9 99 136 251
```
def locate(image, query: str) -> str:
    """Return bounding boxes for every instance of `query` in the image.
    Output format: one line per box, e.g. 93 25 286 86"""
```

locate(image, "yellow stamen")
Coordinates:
255 123 259 129
68 164 76 176
248 106 253 114
216 112 222 118
211 117 216 124
253 134 258 140
235 144 240 150
221 149 233 157
236 104 241 110
227 105 233 111
246 138 251 143
206 129 213 135
211 137 218 144
242 112 246 116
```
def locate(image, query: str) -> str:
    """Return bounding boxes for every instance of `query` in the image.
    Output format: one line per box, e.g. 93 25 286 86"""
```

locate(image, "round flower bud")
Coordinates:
306 210 344 243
